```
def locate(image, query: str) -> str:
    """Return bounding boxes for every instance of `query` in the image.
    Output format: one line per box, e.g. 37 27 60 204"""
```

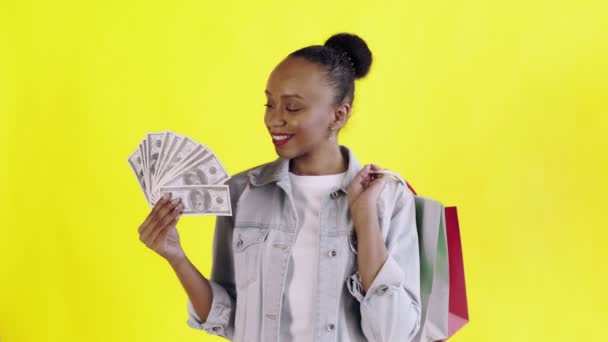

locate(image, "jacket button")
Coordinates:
212 326 221 332
327 323 335 331
374 285 389 296
328 249 337 257
330 191 338 199
236 239 243 247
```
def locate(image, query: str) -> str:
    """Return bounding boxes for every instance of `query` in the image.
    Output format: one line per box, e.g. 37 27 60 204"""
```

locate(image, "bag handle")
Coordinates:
369 169 417 195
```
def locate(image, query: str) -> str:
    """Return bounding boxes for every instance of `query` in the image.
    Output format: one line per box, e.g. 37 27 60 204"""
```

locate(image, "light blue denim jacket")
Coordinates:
186 145 421 341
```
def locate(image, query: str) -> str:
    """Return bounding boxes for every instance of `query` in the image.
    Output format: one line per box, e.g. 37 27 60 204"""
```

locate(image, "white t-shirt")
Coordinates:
280 170 347 341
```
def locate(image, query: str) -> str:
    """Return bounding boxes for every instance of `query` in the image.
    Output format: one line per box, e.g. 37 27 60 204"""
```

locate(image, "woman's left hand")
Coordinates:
347 164 388 227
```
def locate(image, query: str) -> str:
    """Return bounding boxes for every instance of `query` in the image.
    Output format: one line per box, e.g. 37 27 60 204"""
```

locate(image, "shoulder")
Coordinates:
224 161 274 203
380 175 415 218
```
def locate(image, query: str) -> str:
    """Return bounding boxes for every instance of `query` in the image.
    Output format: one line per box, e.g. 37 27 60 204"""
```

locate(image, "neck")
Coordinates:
289 144 347 176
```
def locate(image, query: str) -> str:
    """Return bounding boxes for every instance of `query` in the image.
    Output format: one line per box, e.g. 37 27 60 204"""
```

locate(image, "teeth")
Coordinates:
272 135 292 140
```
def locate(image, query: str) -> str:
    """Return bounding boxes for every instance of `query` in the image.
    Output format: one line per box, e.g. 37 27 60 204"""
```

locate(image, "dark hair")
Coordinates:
288 33 373 107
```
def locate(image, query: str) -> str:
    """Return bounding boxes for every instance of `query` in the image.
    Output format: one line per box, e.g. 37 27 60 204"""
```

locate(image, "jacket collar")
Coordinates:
247 145 362 194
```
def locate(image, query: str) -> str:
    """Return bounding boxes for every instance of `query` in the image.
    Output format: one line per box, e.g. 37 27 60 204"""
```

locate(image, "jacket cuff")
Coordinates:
186 280 232 336
346 255 405 303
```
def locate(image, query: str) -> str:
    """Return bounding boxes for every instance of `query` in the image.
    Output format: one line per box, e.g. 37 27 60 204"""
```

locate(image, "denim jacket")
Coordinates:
186 145 421 341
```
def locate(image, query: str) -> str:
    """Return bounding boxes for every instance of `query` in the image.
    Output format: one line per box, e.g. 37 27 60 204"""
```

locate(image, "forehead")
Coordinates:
265 57 330 102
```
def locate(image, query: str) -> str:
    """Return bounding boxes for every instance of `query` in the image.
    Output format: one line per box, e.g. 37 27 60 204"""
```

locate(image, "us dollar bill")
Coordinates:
158 185 232 216
146 132 165 202
127 148 149 204
158 144 209 185
146 132 164 178
162 154 230 187
163 137 199 172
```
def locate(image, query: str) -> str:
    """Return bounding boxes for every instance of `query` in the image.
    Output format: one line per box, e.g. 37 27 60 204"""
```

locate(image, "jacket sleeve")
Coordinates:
186 213 237 340
346 184 422 342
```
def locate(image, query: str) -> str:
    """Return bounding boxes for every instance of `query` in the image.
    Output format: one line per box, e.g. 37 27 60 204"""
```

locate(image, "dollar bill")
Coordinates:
153 131 171 186
129 131 232 215
158 185 232 216
146 132 164 177
127 148 149 204
139 141 149 201
146 132 165 202
153 133 179 190
157 136 201 185
162 154 230 187
158 144 210 185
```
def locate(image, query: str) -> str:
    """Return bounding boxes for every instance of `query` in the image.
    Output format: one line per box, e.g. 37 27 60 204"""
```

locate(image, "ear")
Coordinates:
331 102 351 129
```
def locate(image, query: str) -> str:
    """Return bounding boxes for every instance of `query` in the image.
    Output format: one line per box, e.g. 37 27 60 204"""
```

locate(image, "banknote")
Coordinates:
158 185 232 216
139 141 148 196
146 132 165 200
127 148 149 203
127 130 232 215
163 154 230 188
153 131 172 184
157 144 211 188
160 136 200 179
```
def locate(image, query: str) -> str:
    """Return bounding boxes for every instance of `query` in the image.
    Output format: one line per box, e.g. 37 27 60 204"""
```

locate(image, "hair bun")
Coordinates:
324 33 372 79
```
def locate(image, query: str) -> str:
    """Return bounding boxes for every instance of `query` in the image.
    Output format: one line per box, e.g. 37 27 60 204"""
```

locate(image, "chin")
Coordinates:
274 147 292 159
274 143 305 160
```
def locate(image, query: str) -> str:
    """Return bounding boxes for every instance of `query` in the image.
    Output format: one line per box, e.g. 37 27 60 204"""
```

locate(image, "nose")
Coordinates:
265 108 287 129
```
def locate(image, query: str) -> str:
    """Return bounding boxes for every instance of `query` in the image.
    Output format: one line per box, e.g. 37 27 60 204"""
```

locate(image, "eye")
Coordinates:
264 103 300 112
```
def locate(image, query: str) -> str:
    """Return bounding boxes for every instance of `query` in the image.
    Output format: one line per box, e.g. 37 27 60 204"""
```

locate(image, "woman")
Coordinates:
137 32 421 342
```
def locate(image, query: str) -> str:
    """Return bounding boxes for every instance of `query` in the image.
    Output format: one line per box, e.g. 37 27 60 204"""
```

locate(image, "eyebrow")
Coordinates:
265 90 305 100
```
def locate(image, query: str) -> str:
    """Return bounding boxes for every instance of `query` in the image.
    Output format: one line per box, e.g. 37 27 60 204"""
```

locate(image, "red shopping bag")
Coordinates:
443 206 469 339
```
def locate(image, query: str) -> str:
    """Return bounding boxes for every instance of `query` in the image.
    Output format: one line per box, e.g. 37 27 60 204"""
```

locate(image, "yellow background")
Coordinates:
1 0 606 341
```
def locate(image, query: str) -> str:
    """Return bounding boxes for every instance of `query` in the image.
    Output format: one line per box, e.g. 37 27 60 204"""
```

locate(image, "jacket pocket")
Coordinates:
233 226 270 289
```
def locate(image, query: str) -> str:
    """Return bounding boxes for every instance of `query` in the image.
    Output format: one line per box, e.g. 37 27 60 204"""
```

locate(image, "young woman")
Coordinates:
137 32 421 342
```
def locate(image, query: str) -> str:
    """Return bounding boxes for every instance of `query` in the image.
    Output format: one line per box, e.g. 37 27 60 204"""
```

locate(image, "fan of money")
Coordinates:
127 131 232 216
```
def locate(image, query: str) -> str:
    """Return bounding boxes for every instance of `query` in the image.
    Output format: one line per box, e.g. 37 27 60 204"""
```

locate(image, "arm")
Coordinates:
355 212 388 292
169 256 213 326
347 186 422 342
176 214 237 339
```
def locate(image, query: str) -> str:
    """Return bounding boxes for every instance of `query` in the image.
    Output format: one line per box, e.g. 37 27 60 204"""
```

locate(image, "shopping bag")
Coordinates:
413 195 450 341
443 206 469 339
406 182 469 341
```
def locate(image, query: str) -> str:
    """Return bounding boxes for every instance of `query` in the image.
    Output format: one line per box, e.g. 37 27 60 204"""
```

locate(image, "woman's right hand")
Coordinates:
138 193 186 265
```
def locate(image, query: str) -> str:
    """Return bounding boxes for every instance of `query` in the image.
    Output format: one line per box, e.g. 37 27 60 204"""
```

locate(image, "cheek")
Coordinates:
292 113 329 140
293 126 316 141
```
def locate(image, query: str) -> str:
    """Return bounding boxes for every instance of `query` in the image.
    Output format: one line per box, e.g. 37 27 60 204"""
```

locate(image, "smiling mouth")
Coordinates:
271 134 294 146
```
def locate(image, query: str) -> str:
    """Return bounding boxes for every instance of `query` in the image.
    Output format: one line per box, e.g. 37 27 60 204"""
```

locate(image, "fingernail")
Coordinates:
162 193 170 200
171 198 180 204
